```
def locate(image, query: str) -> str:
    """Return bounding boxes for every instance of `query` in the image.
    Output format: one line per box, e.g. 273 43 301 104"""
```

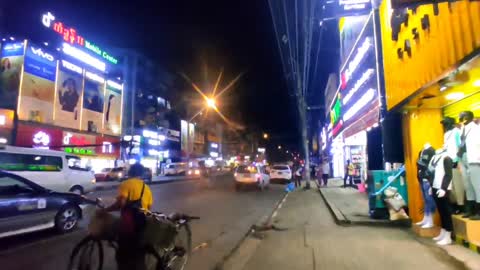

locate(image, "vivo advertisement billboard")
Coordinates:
330 15 379 138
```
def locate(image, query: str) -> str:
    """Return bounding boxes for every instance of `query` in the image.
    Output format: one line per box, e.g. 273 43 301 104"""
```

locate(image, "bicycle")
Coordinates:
67 197 199 270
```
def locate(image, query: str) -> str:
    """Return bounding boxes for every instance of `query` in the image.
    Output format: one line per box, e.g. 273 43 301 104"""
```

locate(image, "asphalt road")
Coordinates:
0 173 286 270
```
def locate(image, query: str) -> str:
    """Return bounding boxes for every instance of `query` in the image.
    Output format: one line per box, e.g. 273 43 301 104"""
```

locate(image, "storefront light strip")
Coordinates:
343 88 375 122
343 38 371 85
62 43 106 72
343 68 374 105
372 11 383 108
106 80 123 91
61 60 83 74
85 71 105 84
53 60 60 122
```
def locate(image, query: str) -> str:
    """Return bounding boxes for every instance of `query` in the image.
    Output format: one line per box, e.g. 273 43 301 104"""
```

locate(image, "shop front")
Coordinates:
328 12 382 183
379 0 480 243
14 123 120 172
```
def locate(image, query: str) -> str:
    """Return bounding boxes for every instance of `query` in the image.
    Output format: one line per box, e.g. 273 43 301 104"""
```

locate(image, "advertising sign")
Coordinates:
15 123 62 149
62 131 96 155
81 71 104 133
322 0 372 20
0 42 24 109
331 14 379 138
54 60 83 129
18 43 57 124
339 15 369 67
103 81 122 135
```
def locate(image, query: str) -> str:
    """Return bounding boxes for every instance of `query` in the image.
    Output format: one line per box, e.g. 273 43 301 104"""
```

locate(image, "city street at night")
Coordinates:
0 174 286 270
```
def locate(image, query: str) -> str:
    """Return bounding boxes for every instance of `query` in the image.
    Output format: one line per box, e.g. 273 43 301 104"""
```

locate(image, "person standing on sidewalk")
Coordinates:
294 165 303 189
344 160 353 188
322 160 330 186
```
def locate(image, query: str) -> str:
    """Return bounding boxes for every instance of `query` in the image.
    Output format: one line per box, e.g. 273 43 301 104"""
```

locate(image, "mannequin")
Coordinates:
458 111 480 219
415 143 436 228
441 117 464 214
430 148 454 245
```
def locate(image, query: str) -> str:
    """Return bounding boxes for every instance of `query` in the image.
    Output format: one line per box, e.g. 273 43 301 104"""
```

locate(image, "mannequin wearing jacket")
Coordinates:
430 149 454 245
415 143 436 228
441 117 464 214
457 111 480 219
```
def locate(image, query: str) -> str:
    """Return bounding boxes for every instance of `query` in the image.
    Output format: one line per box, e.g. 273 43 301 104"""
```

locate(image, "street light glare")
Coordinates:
206 97 216 108
263 133 269 139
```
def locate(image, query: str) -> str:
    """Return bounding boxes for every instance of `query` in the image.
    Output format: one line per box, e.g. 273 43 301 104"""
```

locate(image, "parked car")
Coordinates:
0 146 96 194
270 164 292 183
0 171 86 238
164 163 187 176
95 167 125 182
234 164 270 191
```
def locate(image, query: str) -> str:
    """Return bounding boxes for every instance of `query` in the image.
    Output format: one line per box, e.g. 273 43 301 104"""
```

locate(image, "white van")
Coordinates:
0 146 96 194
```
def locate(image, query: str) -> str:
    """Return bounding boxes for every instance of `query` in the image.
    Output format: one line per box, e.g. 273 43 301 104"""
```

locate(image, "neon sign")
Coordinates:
61 60 83 74
63 43 106 72
107 80 123 91
341 37 371 89
33 131 51 148
30 46 55 62
42 12 118 65
343 88 375 122
342 68 374 105
85 71 105 84
63 132 95 155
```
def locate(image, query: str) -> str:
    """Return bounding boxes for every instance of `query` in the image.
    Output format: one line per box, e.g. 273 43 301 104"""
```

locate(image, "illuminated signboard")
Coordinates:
42 12 118 65
331 14 379 138
62 132 95 155
322 0 372 20
63 43 106 72
33 131 51 149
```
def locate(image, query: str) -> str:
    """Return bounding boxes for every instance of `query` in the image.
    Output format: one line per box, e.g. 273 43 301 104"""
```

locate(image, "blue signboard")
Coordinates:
24 44 57 81
1 42 25 57
331 15 379 137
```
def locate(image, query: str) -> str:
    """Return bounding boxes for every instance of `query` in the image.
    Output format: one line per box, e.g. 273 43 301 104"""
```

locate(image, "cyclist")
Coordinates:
102 162 154 270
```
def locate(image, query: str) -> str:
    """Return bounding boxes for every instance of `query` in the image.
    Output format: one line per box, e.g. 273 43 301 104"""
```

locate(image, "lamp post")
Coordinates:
185 97 217 161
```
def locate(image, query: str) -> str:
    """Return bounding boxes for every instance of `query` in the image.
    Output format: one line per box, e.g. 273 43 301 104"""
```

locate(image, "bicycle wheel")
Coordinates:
67 236 104 270
167 223 192 270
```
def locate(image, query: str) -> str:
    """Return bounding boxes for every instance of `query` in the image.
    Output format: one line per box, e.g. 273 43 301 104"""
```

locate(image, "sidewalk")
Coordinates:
221 188 480 270
319 178 410 226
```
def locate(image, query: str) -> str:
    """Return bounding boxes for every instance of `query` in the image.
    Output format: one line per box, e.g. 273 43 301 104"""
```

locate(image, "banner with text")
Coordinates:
0 42 24 110
18 43 57 124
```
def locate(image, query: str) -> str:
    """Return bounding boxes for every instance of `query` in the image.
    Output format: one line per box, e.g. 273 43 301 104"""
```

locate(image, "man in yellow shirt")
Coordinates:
104 163 153 212
103 162 154 270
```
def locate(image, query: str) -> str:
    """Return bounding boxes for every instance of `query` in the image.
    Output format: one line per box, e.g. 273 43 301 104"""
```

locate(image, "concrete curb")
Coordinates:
214 191 289 270
317 186 411 228
414 235 469 270
95 176 201 191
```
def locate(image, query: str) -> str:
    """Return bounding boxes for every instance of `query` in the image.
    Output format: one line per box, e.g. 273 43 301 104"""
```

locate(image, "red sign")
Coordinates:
53 22 85 46
16 124 63 149
95 136 120 158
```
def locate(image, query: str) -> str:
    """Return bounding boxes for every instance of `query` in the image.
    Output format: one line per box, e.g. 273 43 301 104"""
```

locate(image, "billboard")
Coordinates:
322 0 372 20
331 14 380 138
54 60 83 129
103 81 122 135
18 43 57 124
0 42 24 110
81 71 104 133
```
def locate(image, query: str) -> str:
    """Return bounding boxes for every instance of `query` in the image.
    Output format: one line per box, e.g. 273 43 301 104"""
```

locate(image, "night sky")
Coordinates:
2 0 337 150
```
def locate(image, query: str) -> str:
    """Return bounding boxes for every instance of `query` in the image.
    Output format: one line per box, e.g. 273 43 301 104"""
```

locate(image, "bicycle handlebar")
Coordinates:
81 196 105 208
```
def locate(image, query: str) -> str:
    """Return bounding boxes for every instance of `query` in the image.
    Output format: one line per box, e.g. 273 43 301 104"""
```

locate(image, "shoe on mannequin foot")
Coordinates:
436 231 452 246
421 214 434 229
433 229 446 241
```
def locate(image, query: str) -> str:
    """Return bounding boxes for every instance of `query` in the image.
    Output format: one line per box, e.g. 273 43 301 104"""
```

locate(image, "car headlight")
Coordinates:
118 173 123 177
195 170 200 175
188 170 192 175
91 178 96 184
